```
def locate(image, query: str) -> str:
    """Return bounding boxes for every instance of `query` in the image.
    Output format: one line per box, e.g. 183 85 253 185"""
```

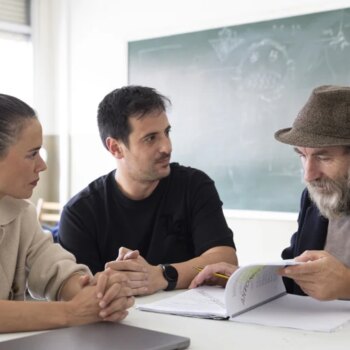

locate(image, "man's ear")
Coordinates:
106 137 124 159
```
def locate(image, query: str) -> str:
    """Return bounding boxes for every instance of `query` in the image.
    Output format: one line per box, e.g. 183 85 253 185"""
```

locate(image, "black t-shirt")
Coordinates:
58 163 235 274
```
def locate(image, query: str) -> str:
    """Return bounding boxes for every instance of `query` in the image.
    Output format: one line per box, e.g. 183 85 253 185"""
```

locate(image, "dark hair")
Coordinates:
0 94 37 158
97 85 171 148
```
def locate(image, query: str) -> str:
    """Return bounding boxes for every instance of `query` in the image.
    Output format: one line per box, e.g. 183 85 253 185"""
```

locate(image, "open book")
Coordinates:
137 259 350 332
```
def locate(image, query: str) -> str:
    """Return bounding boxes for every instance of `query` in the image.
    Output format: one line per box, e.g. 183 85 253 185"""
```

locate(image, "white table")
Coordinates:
1 291 349 349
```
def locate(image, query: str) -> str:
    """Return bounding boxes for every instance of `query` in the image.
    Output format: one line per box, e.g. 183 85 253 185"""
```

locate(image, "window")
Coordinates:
0 0 32 103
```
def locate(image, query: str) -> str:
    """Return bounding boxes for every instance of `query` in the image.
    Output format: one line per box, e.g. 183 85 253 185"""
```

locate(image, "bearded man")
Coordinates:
275 85 350 300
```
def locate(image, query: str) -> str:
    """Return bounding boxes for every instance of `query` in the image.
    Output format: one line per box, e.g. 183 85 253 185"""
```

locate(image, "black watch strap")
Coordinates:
160 264 178 291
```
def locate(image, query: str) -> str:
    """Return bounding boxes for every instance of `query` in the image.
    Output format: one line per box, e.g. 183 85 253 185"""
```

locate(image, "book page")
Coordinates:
137 286 227 319
225 260 300 317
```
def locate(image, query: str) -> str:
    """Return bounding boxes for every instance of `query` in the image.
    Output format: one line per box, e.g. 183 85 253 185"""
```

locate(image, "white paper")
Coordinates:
233 294 350 332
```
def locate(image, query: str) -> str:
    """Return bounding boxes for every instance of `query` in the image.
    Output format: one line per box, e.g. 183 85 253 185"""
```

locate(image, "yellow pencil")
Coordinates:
194 266 229 280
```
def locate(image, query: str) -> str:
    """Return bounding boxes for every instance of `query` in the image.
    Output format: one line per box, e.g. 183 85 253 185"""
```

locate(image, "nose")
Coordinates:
303 158 321 182
36 155 47 173
160 135 172 155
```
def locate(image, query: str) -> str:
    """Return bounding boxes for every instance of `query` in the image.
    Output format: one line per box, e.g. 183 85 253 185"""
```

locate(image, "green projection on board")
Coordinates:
129 8 350 212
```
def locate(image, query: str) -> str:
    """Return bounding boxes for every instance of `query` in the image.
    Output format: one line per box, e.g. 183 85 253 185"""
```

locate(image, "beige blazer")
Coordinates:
0 196 90 301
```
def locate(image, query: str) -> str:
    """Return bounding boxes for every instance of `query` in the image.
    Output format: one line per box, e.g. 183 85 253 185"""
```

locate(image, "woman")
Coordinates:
0 94 134 333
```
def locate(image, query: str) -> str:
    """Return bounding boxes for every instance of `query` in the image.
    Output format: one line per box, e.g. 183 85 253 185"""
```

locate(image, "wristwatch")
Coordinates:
160 264 178 291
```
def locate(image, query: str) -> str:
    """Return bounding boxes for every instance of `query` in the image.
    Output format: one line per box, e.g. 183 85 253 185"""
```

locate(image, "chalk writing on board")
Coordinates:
237 38 295 102
209 28 244 63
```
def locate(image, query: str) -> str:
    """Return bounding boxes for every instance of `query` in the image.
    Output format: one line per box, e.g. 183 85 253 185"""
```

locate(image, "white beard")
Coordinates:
306 172 350 219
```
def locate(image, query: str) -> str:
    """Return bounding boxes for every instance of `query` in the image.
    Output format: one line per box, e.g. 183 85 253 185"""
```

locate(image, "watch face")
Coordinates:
162 264 178 291
164 265 178 281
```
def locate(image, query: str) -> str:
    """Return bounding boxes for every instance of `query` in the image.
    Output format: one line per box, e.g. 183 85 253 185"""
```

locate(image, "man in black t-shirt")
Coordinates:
58 85 237 296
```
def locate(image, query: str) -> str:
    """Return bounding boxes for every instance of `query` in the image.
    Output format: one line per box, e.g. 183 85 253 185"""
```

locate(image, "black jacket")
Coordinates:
282 189 328 295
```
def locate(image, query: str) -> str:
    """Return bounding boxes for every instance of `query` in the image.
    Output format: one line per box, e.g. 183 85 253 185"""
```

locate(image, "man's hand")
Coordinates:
279 250 350 300
105 247 167 295
116 247 140 261
189 262 237 288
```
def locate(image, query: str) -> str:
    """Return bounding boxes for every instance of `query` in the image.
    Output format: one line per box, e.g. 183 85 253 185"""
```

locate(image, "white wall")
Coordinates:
226 215 297 265
32 0 350 263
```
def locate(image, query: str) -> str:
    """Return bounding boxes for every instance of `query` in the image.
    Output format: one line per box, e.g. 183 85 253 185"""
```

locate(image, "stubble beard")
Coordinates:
148 154 171 181
139 160 171 183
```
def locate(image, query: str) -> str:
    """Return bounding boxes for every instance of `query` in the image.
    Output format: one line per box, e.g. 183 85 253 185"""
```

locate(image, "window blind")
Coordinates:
0 0 30 36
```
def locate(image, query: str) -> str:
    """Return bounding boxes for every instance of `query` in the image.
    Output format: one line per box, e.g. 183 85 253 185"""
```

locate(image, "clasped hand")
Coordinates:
79 268 134 322
104 247 165 296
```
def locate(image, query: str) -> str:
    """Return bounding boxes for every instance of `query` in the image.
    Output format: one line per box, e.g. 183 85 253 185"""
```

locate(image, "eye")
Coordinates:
317 155 331 162
144 135 156 143
26 151 38 160
293 148 305 159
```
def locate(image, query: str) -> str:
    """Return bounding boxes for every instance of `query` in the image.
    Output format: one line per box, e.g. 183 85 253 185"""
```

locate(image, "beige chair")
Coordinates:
36 198 62 226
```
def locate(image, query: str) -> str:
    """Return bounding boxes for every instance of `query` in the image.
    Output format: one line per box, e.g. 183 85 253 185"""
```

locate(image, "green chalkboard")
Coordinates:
128 8 350 212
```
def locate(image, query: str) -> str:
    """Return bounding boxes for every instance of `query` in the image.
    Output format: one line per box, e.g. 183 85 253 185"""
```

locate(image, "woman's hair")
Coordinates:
0 94 37 158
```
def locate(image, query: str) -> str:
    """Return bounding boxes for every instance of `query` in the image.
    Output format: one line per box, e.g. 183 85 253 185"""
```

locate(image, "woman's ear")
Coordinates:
105 137 124 159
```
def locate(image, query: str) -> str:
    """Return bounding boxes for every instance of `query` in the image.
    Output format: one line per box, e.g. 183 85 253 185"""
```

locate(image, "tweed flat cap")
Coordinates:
275 85 350 147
